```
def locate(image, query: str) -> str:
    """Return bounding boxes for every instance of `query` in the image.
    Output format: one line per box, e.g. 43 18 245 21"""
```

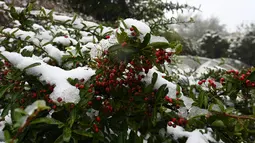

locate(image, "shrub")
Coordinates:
0 2 254 143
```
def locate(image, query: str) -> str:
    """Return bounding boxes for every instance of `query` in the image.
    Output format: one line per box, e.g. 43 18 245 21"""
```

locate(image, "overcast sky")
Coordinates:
168 0 255 32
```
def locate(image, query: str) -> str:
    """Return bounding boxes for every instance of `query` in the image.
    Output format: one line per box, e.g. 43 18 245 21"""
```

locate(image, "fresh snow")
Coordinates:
1 51 95 104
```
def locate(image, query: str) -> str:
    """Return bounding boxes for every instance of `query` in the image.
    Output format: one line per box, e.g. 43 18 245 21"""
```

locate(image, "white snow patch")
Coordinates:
1 52 95 104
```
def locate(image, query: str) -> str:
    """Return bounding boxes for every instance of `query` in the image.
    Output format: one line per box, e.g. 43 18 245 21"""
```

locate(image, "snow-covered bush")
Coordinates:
197 31 229 58
0 2 254 143
228 29 255 66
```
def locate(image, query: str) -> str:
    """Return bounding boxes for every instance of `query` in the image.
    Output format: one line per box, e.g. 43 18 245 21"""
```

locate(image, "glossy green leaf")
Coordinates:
73 130 93 137
212 120 225 128
175 43 182 54
141 33 151 48
151 72 158 86
148 42 170 49
234 122 244 132
215 98 225 112
63 127 72 142
23 62 41 71
30 117 64 126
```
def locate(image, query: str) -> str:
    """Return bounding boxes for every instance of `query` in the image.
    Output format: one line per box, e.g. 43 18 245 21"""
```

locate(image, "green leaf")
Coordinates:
225 107 235 114
212 120 225 128
234 122 244 132
63 127 72 142
71 14 77 24
253 106 255 115
175 43 182 54
140 33 151 48
108 44 137 62
156 84 167 102
4 130 11 142
148 42 170 49
10 6 19 19
26 3 33 13
54 134 64 143
176 85 181 98
23 62 41 71
117 131 127 143
116 29 128 44
0 84 13 98
68 108 77 127
215 98 225 112
120 19 128 29
247 71 255 82
203 94 208 108
73 129 93 137
30 117 64 127
226 82 232 92
151 72 158 86
25 36 31 41
1 104 11 117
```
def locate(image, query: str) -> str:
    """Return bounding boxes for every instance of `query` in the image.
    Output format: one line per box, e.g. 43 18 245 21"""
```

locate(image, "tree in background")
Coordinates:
174 14 227 41
197 31 229 58
229 24 255 65
160 31 198 56
60 0 199 33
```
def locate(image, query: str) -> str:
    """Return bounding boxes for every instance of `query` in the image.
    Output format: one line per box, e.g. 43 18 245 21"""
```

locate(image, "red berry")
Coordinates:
165 96 169 101
220 78 225 83
121 42 127 47
167 121 172 126
131 32 136 36
172 118 177 123
96 116 101 122
64 35 68 38
176 91 179 95
52 105 57 109
75 83 79 88
79 84 84 89
198 81 203 85
88 88 93 93
88 101 93 106
105 35 110 39
32 93 37 98
57 97 62 102
130 27 134 31
96 96 101 101
105 87 110 93
168 98 173 103
94 127 99 133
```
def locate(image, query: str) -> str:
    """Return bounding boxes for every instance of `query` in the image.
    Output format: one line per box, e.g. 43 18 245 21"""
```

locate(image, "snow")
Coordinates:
1 51 95 104
20 45 34 52
53 36 78 46
0 47 5 52
42 44 65 65
167 126 221 143
143 68 194 109
150 35 168 43
120 18 151 35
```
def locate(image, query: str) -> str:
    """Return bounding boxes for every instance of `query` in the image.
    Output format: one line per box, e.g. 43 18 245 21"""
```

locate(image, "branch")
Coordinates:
213 111 255 120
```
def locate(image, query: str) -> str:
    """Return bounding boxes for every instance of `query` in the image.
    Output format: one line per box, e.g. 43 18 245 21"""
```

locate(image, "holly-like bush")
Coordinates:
0 2 255 143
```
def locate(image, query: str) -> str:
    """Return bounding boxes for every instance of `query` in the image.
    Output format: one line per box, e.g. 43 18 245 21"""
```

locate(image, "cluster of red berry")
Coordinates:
167 117 187 128
198 79 216 88
155 49 173 64
164 95 181 110
226 69 255 87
